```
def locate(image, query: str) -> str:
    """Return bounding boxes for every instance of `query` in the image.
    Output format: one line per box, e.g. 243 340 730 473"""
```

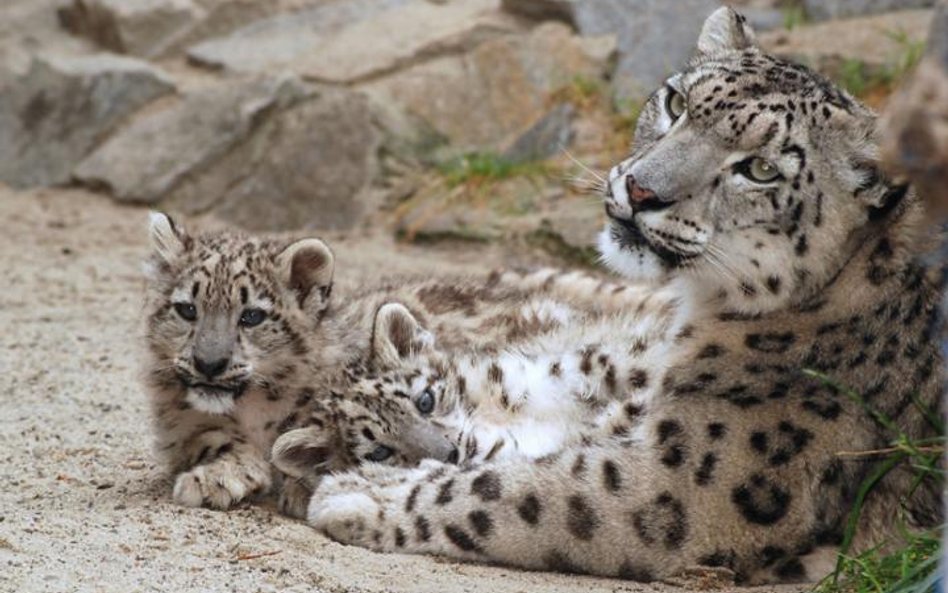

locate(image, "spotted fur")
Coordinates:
305 8 943 585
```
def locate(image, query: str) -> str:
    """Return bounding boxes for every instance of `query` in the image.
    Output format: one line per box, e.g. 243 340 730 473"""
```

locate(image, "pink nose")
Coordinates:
625 175 656 203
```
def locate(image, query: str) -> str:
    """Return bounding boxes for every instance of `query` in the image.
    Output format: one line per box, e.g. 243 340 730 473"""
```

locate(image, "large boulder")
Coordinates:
803 0 936 21
74 75 311 205
178 89 383 231
186 0 415 74
58 0 205 58
58 0 280 58
363 22 614 150
0 53 174 188
74 75 384 231
502 0 719 103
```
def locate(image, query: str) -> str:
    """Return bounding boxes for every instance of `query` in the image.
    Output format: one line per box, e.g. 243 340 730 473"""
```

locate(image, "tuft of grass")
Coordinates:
783 5 808 31
816 531 941 593
834 29 926 103
802 370 944 593
437 152 549 188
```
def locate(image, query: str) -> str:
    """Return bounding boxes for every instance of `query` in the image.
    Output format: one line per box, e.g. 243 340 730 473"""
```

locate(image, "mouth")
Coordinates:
605 209 696 267
182 379 248 400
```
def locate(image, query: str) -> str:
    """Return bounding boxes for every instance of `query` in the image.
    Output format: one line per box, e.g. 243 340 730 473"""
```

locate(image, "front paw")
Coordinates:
308 487 380 546
172 457 271 510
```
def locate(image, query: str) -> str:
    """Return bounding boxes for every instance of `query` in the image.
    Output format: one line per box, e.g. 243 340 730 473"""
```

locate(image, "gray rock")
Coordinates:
182 89 383 231
363 22 612 150
803 0 936 21
74 75 311 204
759 9 934 74
0 53 174 188
58 0 205 58
504 0 720 102
187 0 412 73
502 103 575 164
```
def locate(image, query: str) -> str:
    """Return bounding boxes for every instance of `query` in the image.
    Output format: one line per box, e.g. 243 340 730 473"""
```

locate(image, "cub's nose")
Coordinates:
625 175 657 203
446 447 460 465
193 356 229 379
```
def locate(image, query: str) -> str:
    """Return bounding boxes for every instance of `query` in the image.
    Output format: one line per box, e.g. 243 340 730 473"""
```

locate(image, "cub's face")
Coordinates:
143 213 334 414
271 386 458 486
599 8 906 313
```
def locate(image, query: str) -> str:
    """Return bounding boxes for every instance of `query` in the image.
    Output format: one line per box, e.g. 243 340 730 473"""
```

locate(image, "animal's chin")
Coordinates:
606 215 697 268
181 380 249 415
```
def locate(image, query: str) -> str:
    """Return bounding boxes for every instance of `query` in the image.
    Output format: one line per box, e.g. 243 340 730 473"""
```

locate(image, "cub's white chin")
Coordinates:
186 388 236 415
596 225 666 283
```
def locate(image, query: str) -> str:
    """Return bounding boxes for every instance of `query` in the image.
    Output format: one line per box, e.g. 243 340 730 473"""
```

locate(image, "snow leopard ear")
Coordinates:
371 302 434 370
145 212 190 282
271 427 334 480
277 238 334 314
695 7 757 56
148 211 188 264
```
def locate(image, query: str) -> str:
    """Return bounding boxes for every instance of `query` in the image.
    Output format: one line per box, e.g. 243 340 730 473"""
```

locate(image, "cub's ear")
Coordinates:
148 211 188 263
695 7 757 56
271 427 334 480
145 212 189 281
277 238 334 313
371 302 434 370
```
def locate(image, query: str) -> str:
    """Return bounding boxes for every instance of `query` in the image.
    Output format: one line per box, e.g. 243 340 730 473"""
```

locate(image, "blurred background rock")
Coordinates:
0 0 938 266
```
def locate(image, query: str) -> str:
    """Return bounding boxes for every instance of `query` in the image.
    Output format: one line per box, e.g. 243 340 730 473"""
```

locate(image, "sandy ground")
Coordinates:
0 186 805 593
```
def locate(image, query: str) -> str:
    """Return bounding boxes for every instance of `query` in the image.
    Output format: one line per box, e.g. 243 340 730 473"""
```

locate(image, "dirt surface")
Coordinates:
0 186 806 593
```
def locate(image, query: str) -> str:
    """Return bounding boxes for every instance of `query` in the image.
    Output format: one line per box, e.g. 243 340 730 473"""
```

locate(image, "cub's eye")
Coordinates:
415 388 436 415
665 88 686 120
174 302 197 322
365 445 394 462
737 157 782 183
239 308 266 327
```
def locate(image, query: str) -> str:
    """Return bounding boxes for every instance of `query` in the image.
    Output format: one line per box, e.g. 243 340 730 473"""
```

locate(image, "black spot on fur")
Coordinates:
435 479 455 505
697 343 726 359
603 460 622 493
405 485 421 513
471 471 501 502
694 453 718 486
732 474 792 525
745 332 796 353
468 510 493 537
631 492 688 549
414 516 431 541
444 525 481 552
566 495 599 540
517 493 542 525
708 423 727 439
394 527 406 547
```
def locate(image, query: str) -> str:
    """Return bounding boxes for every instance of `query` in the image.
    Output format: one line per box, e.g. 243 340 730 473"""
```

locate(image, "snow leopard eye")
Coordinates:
239 308 266 327
736 157 782 183
174 302 197 322
415 388 436 415
365 445 394 462
665 88 686 120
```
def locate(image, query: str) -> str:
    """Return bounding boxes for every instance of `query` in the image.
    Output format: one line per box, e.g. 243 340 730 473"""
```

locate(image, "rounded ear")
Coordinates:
277 238 334 312
371 302 434 370
695 7 757 57
148 211 188 265
271 427 334 479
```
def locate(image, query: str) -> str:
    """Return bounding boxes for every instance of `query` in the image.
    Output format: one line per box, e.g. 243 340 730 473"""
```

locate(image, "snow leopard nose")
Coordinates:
194 356 229 379
625 175 672 211
625 175 656 202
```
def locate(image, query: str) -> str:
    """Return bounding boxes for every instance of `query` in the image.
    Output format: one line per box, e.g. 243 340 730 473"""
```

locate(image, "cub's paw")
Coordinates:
172 457 271 510
277 478 313 519
308 489 380 547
